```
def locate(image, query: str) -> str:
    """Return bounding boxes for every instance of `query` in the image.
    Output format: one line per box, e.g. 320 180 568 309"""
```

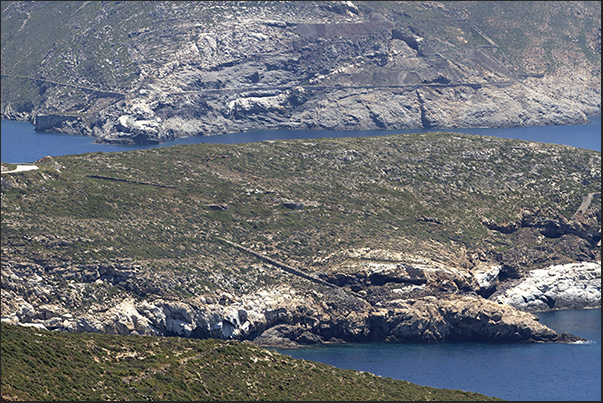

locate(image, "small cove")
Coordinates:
273 308 601 401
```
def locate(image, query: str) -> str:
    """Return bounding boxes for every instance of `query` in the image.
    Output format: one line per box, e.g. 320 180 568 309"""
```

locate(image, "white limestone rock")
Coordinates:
494 262 601 312
473 265 501 291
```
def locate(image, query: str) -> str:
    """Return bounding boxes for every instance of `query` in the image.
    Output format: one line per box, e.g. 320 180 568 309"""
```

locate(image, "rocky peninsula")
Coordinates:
1 0 601 347
1 130 600 346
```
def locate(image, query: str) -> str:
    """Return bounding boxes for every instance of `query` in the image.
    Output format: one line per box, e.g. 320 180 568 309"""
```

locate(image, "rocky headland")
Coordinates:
1 132 600 346
1 1 600 347
1 281 584 346
1 1 601 144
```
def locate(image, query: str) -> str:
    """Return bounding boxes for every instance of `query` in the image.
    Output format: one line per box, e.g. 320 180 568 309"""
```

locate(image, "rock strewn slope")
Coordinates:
1 133 599 346
1 1 600 144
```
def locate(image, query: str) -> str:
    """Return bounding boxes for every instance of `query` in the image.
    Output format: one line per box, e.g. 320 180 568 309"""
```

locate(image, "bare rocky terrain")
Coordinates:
1 1 601 144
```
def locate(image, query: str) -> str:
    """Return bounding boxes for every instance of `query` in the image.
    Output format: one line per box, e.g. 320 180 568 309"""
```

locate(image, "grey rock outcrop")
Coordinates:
493 262 601 312
1 1 600 144
1 284 584 345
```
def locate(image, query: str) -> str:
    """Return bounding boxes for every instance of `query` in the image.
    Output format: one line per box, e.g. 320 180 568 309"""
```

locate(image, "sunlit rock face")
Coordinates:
493 262 601 312
1 1 600 144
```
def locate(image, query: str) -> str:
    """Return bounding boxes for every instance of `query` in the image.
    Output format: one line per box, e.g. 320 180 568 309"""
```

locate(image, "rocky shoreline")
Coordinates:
493 262 601 312
3 75 599 146
1 2 600 145
2 259 598 346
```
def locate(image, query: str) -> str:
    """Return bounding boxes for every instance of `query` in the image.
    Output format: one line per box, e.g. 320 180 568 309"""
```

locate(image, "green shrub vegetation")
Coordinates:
1 132 599 273
0 323 502 401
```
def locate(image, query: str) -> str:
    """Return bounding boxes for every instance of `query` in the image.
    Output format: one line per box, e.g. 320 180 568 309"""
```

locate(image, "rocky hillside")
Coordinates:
1 133 600 346
1 1 601 144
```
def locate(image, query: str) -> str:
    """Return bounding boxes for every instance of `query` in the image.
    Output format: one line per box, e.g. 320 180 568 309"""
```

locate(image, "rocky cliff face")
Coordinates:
1 1 600 144
1 266 585 346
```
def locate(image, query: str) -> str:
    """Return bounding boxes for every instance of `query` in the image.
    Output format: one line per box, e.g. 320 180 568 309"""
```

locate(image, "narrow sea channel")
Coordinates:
1 117 601 400
1 115 600 163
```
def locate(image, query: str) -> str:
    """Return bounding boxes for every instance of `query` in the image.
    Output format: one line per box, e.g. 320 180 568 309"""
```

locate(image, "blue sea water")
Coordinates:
274 308 601 401
1 115 600 163
0 117 601 400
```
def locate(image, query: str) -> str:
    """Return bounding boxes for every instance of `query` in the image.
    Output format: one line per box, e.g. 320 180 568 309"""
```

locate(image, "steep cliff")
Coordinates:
1 1 600 144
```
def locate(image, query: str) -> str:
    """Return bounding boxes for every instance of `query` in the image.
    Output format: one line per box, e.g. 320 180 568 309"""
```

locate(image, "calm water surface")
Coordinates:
274 308 601 401
1 115 600 163
1 118 600 400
